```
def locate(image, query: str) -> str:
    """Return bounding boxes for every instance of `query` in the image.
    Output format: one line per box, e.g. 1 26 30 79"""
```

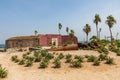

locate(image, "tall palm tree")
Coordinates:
83 24 91 43
94 14 101 39
99 28 102 40
58 23 62 35
34 30 38 36
66 27 69 35
105 15 116 43
69 29 75 43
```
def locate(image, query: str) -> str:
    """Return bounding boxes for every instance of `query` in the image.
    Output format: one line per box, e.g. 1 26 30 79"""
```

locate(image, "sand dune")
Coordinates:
0 50 120 80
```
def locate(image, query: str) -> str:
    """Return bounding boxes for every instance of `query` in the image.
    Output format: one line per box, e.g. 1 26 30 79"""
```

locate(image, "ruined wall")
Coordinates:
6 38 39 48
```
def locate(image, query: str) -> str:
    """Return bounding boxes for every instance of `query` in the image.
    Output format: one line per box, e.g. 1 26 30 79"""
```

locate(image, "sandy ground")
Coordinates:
0 50 120 80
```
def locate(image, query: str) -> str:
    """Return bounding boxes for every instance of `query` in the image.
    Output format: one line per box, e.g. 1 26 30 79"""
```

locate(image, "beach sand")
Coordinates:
0 50 120 80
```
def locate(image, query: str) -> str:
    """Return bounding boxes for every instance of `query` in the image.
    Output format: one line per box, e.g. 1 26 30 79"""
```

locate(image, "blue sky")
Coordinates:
0 0 120 44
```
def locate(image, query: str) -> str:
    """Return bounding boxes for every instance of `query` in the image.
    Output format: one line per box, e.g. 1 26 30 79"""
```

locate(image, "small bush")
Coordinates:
97 47 109 55
11 55 18 61
57 53 64 59
74 55 84 62
116 50 120 56
34 55 42 62
22 53 27 59
93 60 100 66
54 58 61 68
18 59 25 65
87 55 97 62
105 57 114 65
98 54 107 61
40 60 49 68
65 54 72 59
41 50 48 57
45 53 54 60
0 65 8 78
26 56 34 62
25 60 33 67
71 60 82 68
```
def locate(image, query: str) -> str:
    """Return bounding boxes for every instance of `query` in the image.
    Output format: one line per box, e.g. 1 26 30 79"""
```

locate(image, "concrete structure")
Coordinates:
6 34 78 48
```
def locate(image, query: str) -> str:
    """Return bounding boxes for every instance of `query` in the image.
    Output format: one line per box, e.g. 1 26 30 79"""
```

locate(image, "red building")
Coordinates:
39 34 78 46
6 34 78 48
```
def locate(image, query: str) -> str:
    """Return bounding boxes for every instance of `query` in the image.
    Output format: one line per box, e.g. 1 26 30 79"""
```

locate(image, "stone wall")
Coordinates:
6 37 39 48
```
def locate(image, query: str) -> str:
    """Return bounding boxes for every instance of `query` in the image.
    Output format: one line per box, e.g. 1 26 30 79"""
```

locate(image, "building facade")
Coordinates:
6 34 78 48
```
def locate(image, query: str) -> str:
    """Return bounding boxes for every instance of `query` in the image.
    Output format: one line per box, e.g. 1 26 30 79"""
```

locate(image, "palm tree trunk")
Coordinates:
109 27 113 44
96 24 98 39
86 34 88 43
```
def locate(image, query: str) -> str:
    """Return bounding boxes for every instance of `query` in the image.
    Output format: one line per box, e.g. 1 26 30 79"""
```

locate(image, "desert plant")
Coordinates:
41 50 48 57
34 55 42 62
54 58 61 68
26 56 34 62
98 54 107 61
40 59 49 68
74 55 84 62
45 53 54 60
93 59 100 66
71 60 82 68
25 60 33 67
26 52 31 55
18 59 25 65
22 53 27 59
97 47 109 55
87 55 97 62
105 57 114 65
0 65 8 78
57 53 64 59
11 55 18 61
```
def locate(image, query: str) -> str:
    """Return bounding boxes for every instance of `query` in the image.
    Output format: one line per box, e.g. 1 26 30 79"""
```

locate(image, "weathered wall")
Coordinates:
6 38 39 48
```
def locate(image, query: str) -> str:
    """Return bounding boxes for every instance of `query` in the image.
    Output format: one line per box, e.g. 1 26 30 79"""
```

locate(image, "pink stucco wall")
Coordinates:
39 34 78 46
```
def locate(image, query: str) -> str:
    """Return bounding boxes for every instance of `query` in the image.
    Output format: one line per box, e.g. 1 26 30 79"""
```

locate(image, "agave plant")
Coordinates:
25 60 33 67
0 65 8 78
105 57 114 65
18 59 25 65
40 58 49 68
54 58 61 68
57 53 64 59
93 59 100 66
87 55 97 62
71 60 82 68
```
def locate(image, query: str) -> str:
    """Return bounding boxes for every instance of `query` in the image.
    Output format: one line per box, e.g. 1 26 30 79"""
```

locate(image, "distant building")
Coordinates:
6 34 78 48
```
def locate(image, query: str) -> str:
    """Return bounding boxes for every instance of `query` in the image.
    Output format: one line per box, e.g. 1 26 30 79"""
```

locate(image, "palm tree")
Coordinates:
83 24 91 43
105 15 116 43
66 27 69 35
94 14 101 39
58 23 62 35
69 29 75 43
99 28 102 40
34 30 38 36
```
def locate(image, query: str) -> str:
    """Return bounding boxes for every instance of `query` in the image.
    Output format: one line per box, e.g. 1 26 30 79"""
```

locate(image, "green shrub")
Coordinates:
18 59 25 65
25 60 33 67
65 54 72 59
97 47 109 55
116 50 120 56
11 55 18 61
98 54 107 61
0 65 8 78
34 55 42 62
14 58 20 63
40 59 49 68
57 53 64 59
45 53 54 60
71 60 82 68
87 55 97 62
26 56 34 62
34 51 40 57
105 57 114 65
74 55 84 62
93 60 100 66
54 58 61 68
41 50 48 57
22 53 27 59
